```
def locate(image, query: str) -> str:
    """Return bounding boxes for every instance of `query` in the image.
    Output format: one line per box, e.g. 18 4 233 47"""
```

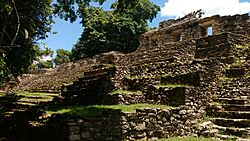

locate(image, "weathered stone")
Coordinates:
69 135 81 141
179 110 187 115
81 132 90 138
146 122 154 130
3 12 250 141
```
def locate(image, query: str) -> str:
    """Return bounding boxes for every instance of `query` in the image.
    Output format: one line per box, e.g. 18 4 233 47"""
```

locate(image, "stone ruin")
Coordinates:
1 13 250 141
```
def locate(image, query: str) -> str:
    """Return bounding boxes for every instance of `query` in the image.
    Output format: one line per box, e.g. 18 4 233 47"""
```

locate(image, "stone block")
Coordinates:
69 135 81 141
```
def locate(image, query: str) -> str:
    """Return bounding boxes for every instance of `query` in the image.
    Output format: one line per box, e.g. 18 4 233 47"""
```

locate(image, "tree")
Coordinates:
54 49 71 65
54 0 160 59
30 43 54 69
0 0 53 83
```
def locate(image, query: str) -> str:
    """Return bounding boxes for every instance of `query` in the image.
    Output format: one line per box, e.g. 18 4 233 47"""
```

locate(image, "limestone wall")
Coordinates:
66 106 205 141
217 77 250 98
140 14 249 50
101 93 145 105
213 14 250 36
119 40 196 66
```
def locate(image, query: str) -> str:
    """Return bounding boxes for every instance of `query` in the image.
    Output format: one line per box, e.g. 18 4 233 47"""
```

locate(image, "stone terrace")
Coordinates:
2 13 250 141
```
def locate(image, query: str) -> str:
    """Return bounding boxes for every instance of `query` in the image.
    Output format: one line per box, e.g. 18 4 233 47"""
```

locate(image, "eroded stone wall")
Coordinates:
66 106 205 141
213 14 250 36
140 14 249 50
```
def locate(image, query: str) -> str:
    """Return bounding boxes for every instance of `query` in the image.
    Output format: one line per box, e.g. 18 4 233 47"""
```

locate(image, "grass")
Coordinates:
155 84 188 88
0 91 57 97
15 92 58 96
109 90 142 95
0 92 57 104
46 104 172 117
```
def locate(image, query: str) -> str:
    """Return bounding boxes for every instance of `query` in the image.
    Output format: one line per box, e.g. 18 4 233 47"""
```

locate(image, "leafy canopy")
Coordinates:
54 0 160 59
0 0 53 83
30 43 54 69
54 49 71 65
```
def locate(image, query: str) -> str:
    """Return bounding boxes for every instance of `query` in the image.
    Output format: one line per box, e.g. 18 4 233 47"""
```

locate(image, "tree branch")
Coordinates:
11 0 20 46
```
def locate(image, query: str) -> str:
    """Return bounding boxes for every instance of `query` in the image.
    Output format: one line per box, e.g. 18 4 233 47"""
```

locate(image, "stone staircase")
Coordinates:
61 64 116 105
204 95 250 140
0 92 58 117
0 92 66 141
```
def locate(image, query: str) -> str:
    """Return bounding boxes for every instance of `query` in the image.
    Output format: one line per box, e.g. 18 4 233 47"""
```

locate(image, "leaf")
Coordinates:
4 5 12 15
24 29 29 39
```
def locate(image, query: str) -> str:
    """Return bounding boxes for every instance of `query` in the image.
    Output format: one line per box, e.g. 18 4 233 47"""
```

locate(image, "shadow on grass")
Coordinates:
0 93 122 141
0 93 67 141
0 93 24 116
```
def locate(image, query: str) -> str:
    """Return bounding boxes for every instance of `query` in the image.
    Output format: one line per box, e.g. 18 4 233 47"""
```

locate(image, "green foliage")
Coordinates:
54 0 160 59
53 0 106 23
72 8 146 58
54 49 71 65
30 43 54 69
0 2 12 17
0 0 53 82
0 55 8 84
112 0 159 22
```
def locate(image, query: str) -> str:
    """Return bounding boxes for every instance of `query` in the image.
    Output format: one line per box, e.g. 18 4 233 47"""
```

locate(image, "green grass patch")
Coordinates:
109 90 142 95
16 92 58 96
0 92 57 102
158 136 222 141
155 84 188 88
46 104 171 117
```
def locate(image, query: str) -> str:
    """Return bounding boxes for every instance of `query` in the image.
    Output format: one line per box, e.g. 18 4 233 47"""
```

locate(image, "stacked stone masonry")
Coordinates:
5 13 250 141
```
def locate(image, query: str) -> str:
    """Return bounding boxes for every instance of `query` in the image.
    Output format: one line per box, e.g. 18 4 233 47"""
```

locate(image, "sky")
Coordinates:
42 0 250 54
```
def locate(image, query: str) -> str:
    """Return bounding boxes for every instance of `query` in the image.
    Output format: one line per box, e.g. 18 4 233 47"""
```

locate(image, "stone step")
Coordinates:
211 118 250 128
2 108 29 117
18 96 54 99
8 102 37 109
213 125 250 138
0 98 53 106
215 134 241 141
17 93 59 97
82 68 111 78
222 104 250 111
214 98 250 105
215 111 250 119
19 97 53 102
226 68 245 78
195 42 232 58
10 108 29 112
218 96 250 100
78 73 107 82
